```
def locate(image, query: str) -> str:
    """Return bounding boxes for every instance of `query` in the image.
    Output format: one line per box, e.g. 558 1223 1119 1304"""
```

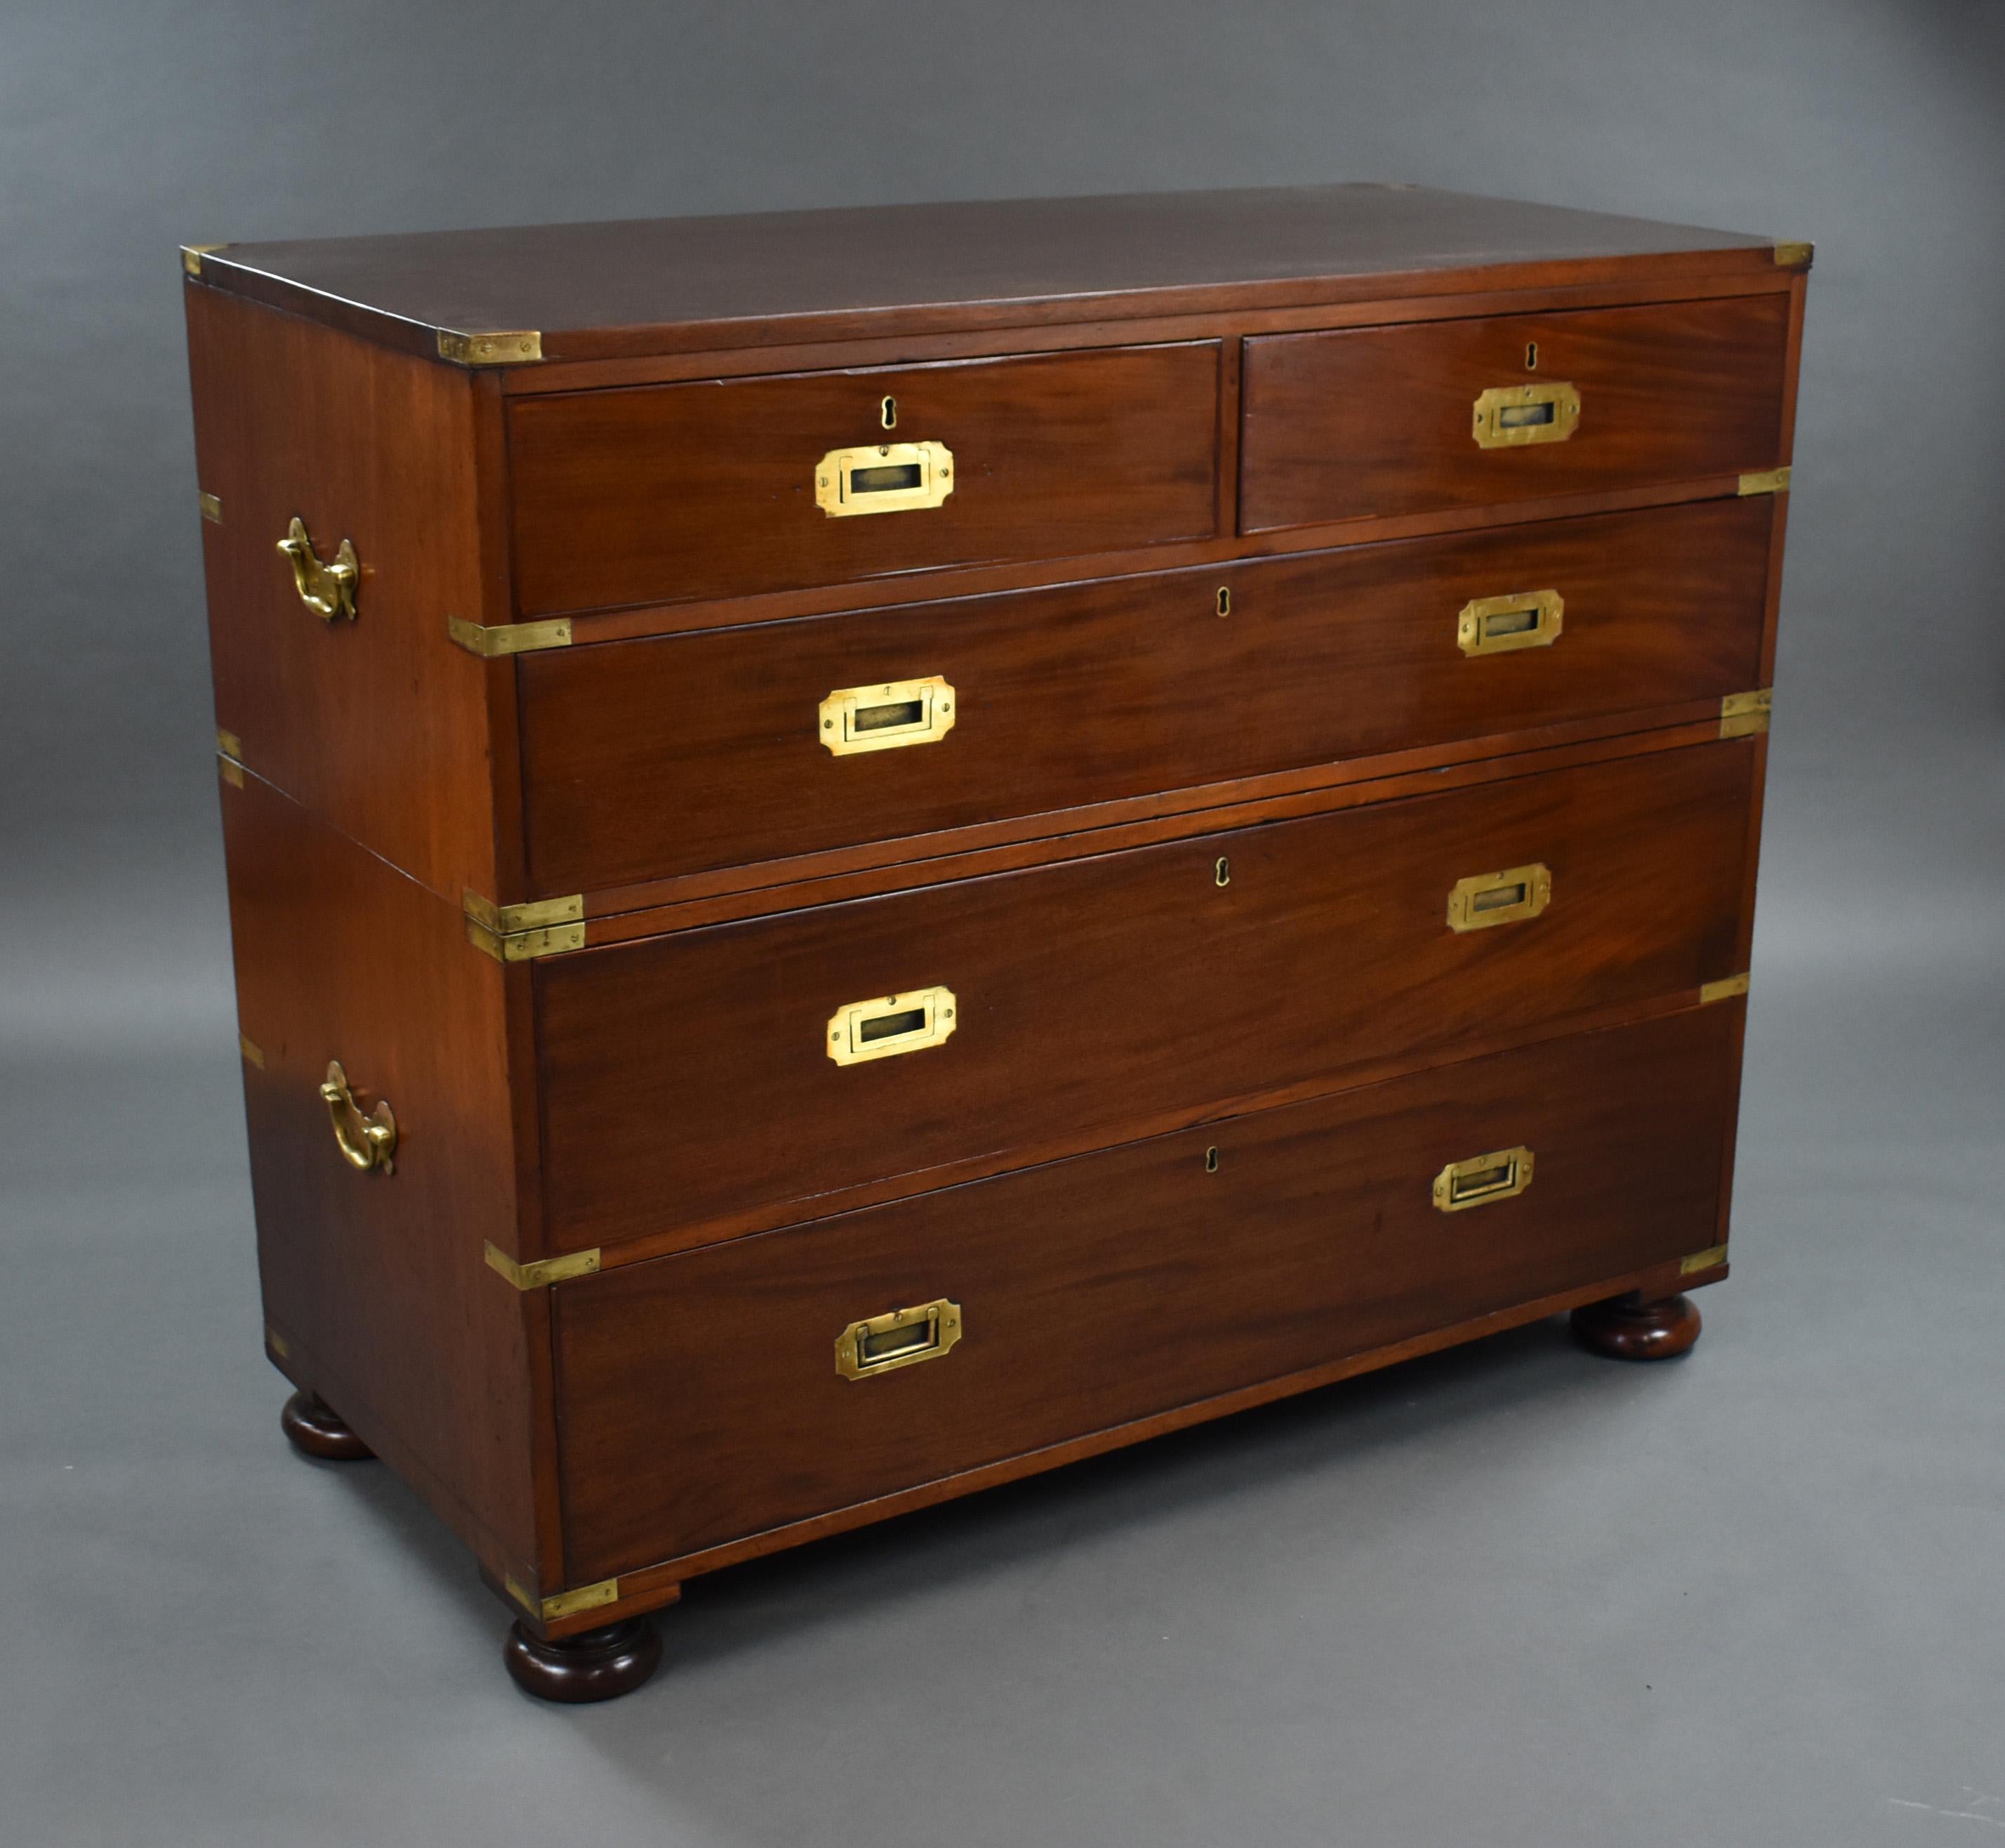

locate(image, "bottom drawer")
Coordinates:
555 1002 1741 1582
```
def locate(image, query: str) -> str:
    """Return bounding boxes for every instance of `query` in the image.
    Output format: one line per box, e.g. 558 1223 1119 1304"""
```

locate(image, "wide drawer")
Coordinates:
1240 294 1790 534
553 1003 1740 1581
507 343 1222 614
518 496 1770 895
536 739 1753 1251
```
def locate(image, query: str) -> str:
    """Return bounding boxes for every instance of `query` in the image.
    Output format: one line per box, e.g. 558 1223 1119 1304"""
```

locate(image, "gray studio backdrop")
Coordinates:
6 4 2003 1847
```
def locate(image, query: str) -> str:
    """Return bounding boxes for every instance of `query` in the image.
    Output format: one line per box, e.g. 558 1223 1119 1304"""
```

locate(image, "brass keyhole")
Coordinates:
881 395 897 430
1204 1146 1220 1173
1215 856 1231 887
1525 341 1539 371
1216 586 1231 618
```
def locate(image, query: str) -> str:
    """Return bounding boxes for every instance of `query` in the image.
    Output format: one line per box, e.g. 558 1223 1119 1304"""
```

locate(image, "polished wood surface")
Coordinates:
185 286 501 907
502 1618 663 1702
279 1390 374 1462
1571 1292 1705 1360
536 740 1753 1253
196 185 1776 364
555 1003 1738 1580
1241 293 1791 532
221 770 547 1590
508 343 1220 613
517 496 1768 895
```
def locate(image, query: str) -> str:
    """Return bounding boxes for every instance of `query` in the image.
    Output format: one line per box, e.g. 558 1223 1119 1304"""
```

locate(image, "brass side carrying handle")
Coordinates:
1432 1146 1534 1212
836 1298 963 1380
814 441 954 517
826 986 957 1066
277 517 359 621
1471 382 1580 449
319 1060 396 1174
819 676 956 755
1446 862 1551 932
1457 589 1563 656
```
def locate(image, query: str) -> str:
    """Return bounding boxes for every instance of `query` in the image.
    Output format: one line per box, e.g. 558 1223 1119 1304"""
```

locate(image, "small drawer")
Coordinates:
552 1003 1739 1580
1239 293 1791 533
517 496 1770 894
534 740 1754 1253
507 343 1222 614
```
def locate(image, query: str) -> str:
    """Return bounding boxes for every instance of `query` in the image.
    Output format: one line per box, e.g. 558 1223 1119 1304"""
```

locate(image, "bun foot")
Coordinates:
504 1618 662 1703
280 1390 375 1460
1571 1291 1702 1361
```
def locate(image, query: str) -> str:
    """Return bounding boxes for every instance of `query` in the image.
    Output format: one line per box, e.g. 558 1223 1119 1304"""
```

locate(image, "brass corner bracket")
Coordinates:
1680 1243 1730 1276
180 243 226 278
199 491 223 524
436 329 543 367
484 1241 602 1291
1699 972 1751 1005
1738 466 1792 497
446 615 572 658
1772 241 1813 269
463 890 585 963
1720 689 1773 739
504 1571 620 1623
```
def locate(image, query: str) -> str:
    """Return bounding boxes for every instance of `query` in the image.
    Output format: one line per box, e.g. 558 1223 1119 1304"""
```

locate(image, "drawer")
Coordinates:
1240 294 1791 533
553 1003 1740 1580
536 740 1754 1251
518 496 1770 894
507 343 1222 614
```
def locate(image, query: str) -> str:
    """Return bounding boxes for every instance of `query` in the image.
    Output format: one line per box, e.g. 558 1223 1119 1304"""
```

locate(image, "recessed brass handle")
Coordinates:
1471 382 1580 449
826 986 957 1066
1446 862 1551 932
277 517 359 621
819 676 956 755
319 1060 396 1174
814 440 954 517
1432 1145 1534 1212
1457 588 1563 656
836 1298 963 1380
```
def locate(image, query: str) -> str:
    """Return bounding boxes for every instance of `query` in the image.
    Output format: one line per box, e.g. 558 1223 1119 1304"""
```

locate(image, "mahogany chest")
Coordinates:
181 185 1807 1700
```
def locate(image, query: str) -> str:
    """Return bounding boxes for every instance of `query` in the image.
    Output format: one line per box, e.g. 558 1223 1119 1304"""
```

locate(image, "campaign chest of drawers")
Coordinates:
182 185 1808 1700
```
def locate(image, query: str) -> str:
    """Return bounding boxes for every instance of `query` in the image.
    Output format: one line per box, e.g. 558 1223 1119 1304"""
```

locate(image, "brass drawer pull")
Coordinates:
836 1298 963 1380
819 676 957 755
277 517 359 621
1446 862 1551 932
319 1060 396 1174
814 440 955 517
827 986 958 1066
1457 588 1563 656
1432 1145 1534 1212
1471 382 1580 449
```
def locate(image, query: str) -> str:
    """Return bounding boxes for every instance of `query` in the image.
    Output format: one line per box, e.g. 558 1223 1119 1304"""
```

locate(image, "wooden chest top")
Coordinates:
186 183 1783 362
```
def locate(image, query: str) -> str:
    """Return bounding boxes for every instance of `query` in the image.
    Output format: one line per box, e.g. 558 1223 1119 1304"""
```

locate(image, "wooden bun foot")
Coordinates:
1571 1291 1702 1361
280 1390 375 1460
504 1618 662 1703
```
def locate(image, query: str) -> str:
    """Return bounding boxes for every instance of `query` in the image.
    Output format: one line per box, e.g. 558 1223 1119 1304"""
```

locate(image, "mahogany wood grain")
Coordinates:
185 286 498 906
194 185 1777 364
506 343 1221 614
1242 293 1792 533
517 497 1770 895
535 740 1754 1253
220 769 546 1588
552 1003 1738 1581
1571 1293 1704 1360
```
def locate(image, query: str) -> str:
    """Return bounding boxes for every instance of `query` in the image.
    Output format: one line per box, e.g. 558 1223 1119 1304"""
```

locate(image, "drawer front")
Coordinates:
519 496 1769 894
537 741 1753 1250
508 343 1222 614
554 1003 1739 1580
1240 294 1790 533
